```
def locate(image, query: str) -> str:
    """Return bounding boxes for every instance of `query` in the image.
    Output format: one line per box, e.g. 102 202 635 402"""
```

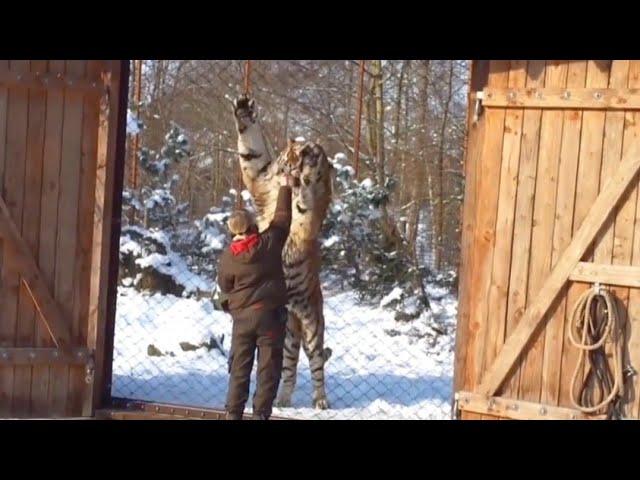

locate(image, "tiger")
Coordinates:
232 95 334 409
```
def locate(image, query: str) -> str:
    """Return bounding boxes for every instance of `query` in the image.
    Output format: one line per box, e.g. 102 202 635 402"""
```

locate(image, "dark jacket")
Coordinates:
217 186 292 316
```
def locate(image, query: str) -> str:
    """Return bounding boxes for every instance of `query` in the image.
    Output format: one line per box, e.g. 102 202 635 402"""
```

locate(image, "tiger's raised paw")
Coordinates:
233 95 257 130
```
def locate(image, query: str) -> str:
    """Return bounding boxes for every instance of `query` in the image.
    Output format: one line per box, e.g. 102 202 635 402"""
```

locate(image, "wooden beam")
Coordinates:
478 148 640 396
455 391 606 420
0 70 106 95
0 348 92 366
483 87 640 110
570 262 640 288
0 196 71 350
107 400 293 420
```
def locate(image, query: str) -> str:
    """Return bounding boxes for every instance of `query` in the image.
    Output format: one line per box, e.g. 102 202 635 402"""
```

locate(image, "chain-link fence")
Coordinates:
111 60 469 419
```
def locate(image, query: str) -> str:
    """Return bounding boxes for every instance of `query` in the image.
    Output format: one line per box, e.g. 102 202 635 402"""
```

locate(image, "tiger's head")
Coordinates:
282 140 334 241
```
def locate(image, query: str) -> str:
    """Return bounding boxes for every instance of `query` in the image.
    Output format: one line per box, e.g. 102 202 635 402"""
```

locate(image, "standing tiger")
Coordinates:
232 95 334 409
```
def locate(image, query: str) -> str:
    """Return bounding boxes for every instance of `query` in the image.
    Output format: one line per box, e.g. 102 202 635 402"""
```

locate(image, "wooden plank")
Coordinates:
479 140 640 396
540 61 587 406
607 61 637 418
569 263 640 288
49 60 84 417
463 61 510 399
481 61 527 382
482 87 640 110
0 348 92 365
557 61 611 407
518 61 568 403
0 198 72 348
87 62 121 414
502 60 545 398
31 59 65 417
589 63 631 407
0 60 30 416
625 60 640 418
455 391 606 420
0 60 8 414
12 60 47 416
594 61 630 266
107 401 291 420
0 70 106 95
453 61 489 395
70 60 103 416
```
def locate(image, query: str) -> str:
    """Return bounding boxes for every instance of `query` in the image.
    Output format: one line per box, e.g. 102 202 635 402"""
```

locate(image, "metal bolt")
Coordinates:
487 92 493 99
29 352 36 359
155 406 160 412
488 399 496 408
512 404 519 411
536 91 543 99
562 91 571 100
539 407 547 415
53 351 58 358
57 73 62 79
507 91 517 101
594 91 603 100
464 397 470 404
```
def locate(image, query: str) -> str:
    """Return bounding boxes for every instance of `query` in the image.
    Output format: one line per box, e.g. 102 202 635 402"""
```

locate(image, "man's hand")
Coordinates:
280 174 296 188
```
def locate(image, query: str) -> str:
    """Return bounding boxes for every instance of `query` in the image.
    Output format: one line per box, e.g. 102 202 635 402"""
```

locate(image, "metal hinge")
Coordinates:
85 357 95 384
452 392 462 420
473 91 484 123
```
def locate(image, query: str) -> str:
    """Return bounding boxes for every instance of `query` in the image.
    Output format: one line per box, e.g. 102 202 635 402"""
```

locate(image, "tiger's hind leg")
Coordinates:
275 310 302 408
299 300 330 410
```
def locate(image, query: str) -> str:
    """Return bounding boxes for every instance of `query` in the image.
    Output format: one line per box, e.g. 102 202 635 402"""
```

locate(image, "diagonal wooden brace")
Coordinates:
478 148 640 396
0 197 71 351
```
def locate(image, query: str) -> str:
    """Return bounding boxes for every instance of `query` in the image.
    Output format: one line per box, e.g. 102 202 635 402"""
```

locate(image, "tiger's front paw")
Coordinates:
233 95 257 131
313 397 330 410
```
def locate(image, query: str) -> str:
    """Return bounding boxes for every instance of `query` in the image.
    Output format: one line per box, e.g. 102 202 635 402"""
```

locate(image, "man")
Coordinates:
217 174 294 420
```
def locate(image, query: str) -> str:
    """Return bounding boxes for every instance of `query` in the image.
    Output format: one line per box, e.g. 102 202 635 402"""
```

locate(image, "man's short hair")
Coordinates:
227 209 256 235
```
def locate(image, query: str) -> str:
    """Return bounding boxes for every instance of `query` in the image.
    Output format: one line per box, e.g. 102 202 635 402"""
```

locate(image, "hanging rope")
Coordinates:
236 60 253 208
353 60 366 181
243 59 252 96
568 284 627 418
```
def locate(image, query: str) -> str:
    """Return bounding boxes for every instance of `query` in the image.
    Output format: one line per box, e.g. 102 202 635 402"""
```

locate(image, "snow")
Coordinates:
360 178 374 189
295 136 306 142
322 235 340 248
126 110 141 135
111 286 456 420
380 286 403 308
134 251 213 295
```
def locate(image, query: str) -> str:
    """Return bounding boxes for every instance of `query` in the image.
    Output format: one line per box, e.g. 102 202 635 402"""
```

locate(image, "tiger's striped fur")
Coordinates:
233 95 334 409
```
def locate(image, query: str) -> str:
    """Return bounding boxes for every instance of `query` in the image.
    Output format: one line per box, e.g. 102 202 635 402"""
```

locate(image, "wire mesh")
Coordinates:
111 60 469 419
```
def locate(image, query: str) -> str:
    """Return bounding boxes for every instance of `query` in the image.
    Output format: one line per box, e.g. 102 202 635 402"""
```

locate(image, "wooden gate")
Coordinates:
0 60 126 418
454 60 640 420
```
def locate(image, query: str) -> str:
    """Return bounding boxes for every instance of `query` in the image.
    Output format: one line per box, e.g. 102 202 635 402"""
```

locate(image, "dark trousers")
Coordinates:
225 306 287 419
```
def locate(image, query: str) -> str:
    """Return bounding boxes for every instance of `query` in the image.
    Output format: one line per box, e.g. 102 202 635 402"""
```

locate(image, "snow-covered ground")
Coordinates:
112 281 456 420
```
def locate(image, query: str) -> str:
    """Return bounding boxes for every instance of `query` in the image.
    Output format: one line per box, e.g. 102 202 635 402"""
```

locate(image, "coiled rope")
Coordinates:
568 285 627 418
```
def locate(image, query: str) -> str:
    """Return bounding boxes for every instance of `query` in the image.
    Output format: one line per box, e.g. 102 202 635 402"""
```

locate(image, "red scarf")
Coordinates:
230 233 259 256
